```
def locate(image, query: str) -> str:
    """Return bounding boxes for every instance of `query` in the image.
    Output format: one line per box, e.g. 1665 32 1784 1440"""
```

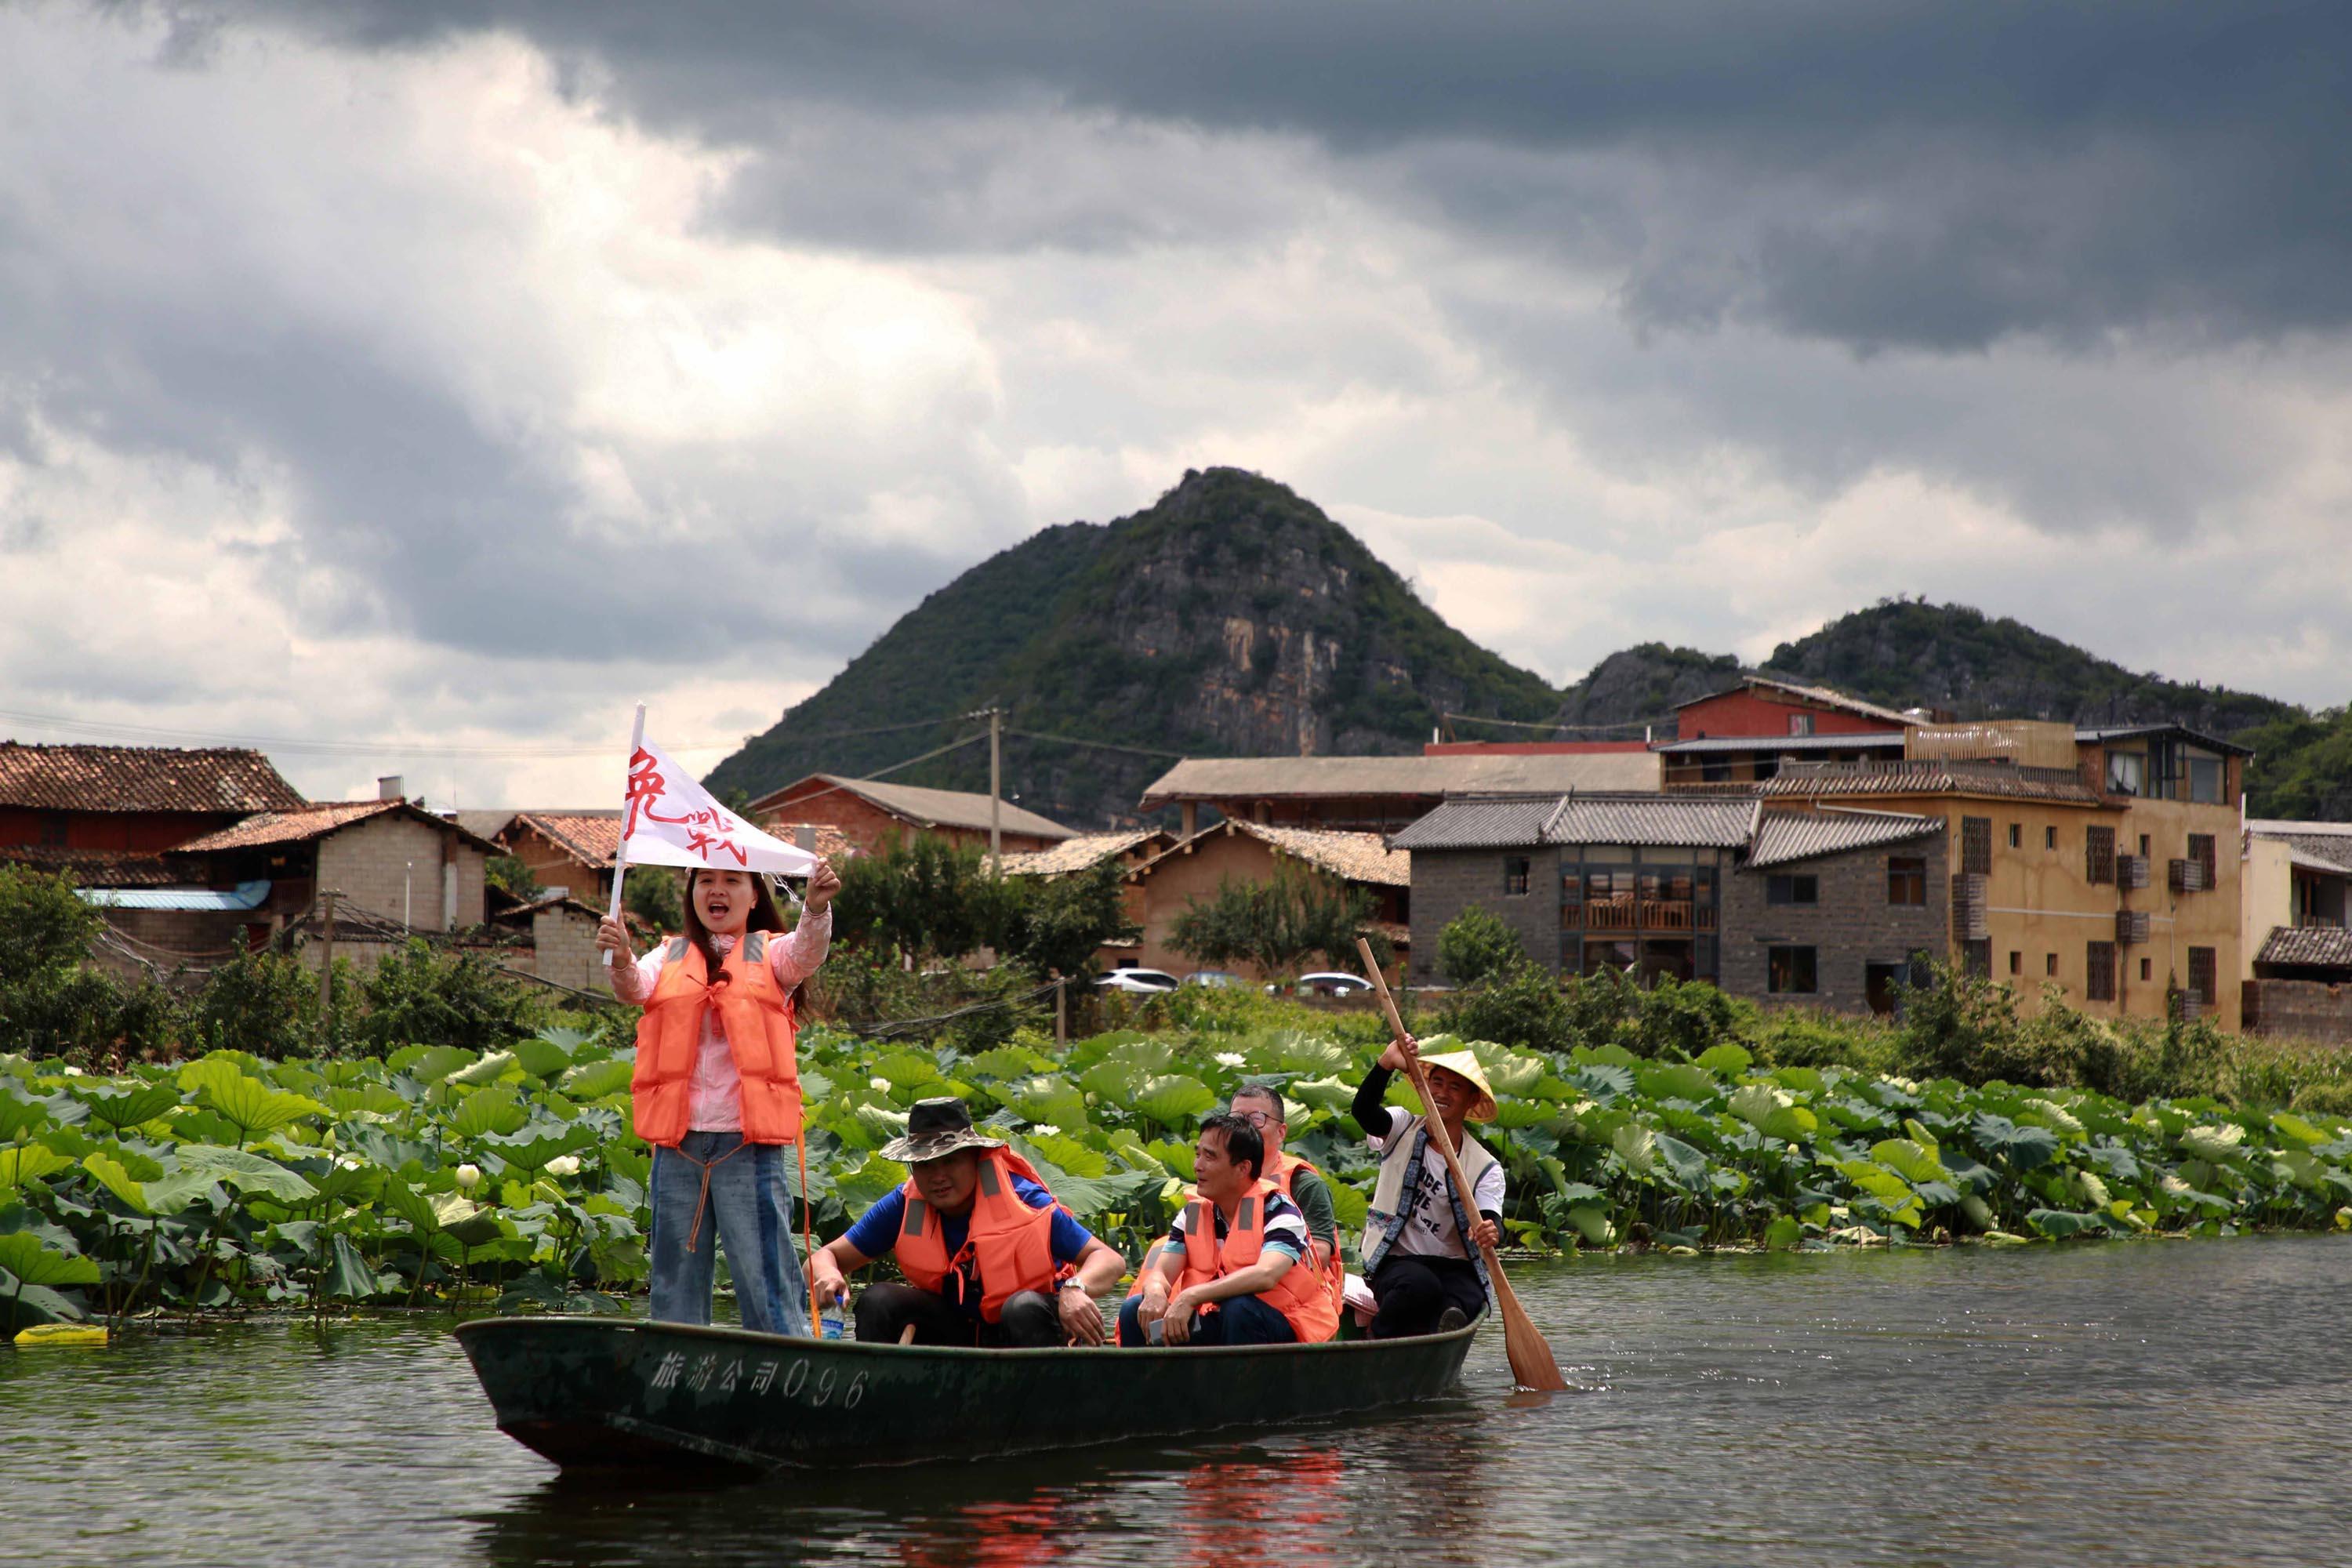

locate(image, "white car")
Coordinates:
1097 968 1180 994
1272 971 1374 997
1181 970 1244 989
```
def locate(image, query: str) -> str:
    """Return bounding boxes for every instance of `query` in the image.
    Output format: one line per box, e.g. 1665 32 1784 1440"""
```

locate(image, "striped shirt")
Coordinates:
1165 1190 1309 1263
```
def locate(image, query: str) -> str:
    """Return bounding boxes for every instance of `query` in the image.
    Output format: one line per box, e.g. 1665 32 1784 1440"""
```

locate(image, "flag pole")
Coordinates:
602 703 646 967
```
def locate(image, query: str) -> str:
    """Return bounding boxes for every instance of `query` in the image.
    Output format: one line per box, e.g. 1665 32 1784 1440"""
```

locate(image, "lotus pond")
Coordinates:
6 1018 2352 1330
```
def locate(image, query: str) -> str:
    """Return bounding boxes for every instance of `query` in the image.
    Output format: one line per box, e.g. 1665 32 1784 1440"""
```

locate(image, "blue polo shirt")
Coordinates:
845 1176 1096 1319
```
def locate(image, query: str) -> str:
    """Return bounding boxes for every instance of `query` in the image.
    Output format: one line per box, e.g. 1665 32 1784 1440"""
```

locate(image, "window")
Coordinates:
1766 873 1819 906
1960 816 1992 875
38 811 68 848
2087 942 2117 1002
2140 956 2151 982
1582 938 1637 975
2188 833 2217 888
2188 757 2223 805
2045 826 2057 851
1700 756 1733 783
1887 856 1927 906
2008 950 2021 975
1503 857 1530 896
2045 953 2058 977
2085 826 2116 885
2007 823 2022 849
2188 947 2217 1005
1788 713 1815 737
1767 946 1818 994
2107 752 2145 797
1865 961 1910 1016
2139 833 2151 858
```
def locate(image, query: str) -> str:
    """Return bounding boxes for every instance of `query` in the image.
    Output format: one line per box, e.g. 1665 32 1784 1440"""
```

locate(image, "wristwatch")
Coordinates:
1058 1279 1091 1295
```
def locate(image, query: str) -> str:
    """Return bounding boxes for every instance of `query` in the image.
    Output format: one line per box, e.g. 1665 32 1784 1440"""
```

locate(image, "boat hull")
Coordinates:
454 1316 1475 1472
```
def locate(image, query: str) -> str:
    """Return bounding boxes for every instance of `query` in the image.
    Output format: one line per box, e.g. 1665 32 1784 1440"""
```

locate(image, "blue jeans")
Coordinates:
1116 1291 1296 1347
648 1131 809 1337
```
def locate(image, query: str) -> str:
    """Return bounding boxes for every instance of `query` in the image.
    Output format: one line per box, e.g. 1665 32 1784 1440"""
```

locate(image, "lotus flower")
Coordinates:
1029 1124 1061 1138
546 1154 582 1178
870 1077 891 1092
455 1163 482 1189
1214 1052 1246 1069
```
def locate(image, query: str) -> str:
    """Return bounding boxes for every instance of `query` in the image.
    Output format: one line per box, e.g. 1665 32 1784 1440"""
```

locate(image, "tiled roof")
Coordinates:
0 743 306 815
751 775 1073 840
1747 810 1944 869
1392 793 1756 851
1678 676 1922 729
757 822 861 862
1139 751 1661 806
1657 731 1909 755
511 811 624 869
1229 821 1411 887
2246 822 2352 876
1000 829 1168 878
2256 925 2352 970
173 800 500 855
0 847 183 887
1757 766 2103 805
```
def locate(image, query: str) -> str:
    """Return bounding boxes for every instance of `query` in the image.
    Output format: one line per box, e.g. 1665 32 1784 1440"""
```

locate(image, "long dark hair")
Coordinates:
681 866 788 978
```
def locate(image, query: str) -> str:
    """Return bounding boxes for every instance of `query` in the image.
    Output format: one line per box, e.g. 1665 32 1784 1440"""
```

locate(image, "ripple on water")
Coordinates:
3 1236 2350 1567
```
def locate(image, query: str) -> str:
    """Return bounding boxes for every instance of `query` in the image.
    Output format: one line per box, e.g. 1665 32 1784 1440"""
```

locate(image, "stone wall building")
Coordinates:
1719 813 1950 1014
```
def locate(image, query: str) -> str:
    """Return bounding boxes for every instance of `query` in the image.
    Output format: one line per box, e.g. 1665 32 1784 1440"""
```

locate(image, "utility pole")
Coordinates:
988 706 1003 877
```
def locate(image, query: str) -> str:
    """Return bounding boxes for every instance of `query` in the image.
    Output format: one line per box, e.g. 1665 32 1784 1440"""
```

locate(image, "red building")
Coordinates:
0 743 307 881
748 774 1073 857
1658 677 1936 786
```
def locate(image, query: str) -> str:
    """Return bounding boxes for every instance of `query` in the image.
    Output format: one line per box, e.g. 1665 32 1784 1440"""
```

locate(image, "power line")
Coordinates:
1002 728 1187 760
1439 710 1668 736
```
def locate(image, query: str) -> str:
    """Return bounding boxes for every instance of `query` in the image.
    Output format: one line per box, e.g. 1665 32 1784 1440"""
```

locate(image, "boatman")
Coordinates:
1352 1034 1504 1338
809 1097 1125 1348
1120 1112 1340 1347
1126 1083 1343 1317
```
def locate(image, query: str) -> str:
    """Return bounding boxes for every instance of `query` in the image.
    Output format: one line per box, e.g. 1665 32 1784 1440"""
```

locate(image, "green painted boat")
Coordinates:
455 1316 1477 1472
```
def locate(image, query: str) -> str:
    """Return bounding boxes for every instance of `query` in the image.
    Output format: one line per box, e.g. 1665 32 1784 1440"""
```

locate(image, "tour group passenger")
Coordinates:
598 860 841 1337
1120 1113 1340 1347
811 1097 1126 1347
1128 1083 1341 1309
1353 1035 1504 1338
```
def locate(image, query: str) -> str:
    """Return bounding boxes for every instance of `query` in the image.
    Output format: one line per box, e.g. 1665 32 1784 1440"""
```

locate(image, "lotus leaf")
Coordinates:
873 1049 946 1088
1697 1044 1754 1076
2271 1112 2327 1146
510 1036 575 1081
448 1051 520 1087
0 1088 50 1143
196 1073 326 1139
1729 1083 1792 1127
173 1145 318 1203
1960 1193 1995 1229
2180 1123 2246 1160
1972 1113 2060 1172
1287 1076 1356 1116
1014 1131 1109 1178
1565 1205 1613 1246
2021 1098 2085 1135
2271 1149 2327 1191
0 1231 100 1287
483 1126 598 1175
0 1144 70 1190
560 1058 635 1101
2075 1170 2111 1209
1567 1064 1636 1102
1773 1067 1828 1095
2027 1207 2109 1240
1762 1105 1819 1142
1610 1124 1658 1173
1268 1032 1350 1076
1764 1214 1802 1250
76 1082 181 1131
1325 1178 1369 1232
960 1046 1053 1080
1133 1075 1215 1127
1637 1063 1717 1104
1483 1053 1548 1098
1871 1138 1947 1185
1492 1098 1560 1130
451 1087 529 1140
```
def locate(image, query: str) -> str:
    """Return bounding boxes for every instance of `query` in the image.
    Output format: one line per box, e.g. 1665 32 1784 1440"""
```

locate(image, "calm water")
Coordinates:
5 1236 2350 1566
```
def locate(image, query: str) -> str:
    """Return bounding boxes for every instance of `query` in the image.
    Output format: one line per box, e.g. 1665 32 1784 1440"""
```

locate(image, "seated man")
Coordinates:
1119 1112 1339 1347
1352 1035 1504 1339
811 1097 1125 1347
1128 1083 1342 1315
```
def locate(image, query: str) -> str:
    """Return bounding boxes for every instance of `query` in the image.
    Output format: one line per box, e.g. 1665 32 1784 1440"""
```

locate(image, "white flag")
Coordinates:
619 735 818 877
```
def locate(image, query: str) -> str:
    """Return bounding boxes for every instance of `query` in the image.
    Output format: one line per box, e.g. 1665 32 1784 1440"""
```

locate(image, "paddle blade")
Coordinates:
1486 1256 1569 1392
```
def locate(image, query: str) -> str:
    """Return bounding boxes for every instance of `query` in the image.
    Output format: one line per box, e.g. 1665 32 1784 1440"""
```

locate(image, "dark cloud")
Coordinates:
211 0 2352 351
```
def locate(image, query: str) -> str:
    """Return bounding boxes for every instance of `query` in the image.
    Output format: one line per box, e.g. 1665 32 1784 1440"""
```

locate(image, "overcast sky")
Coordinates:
4 1 2347 808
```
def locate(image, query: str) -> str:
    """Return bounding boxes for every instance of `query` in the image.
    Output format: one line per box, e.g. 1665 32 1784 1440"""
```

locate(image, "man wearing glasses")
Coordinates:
1229 1083 1341 1306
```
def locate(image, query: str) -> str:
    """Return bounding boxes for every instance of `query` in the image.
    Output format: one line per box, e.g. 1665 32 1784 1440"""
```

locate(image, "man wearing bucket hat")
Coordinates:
1351 1033 1505 1338
809 1097 1127 1348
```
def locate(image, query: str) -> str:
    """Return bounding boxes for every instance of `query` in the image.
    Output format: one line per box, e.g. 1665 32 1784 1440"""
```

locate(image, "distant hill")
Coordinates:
710 473 2348 826
704 468 1559 826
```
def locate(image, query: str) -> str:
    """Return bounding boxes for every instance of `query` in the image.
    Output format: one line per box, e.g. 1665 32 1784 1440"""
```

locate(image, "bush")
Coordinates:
1002 862 1138 978
0 963 176 1066
1438 966 1576 1054
1169 866 1391 976
0 865 101 989
187 949 319 1060
1436 906 1527 987
351 939 543 1056
1891 961 2021 1083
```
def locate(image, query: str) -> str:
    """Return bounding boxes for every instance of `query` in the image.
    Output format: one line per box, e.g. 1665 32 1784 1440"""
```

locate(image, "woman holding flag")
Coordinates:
594 719 842 1336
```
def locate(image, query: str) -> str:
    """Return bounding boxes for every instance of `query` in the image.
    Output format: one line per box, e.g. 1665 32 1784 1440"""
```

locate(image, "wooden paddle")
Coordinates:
1356 938 1568 1393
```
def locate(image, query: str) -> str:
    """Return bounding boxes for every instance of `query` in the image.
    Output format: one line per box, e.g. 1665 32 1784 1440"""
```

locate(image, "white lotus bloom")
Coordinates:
1214 1052 1247 1069
1029 1124 1061 1138
546 1154 582 1178
62 1066 84 1077
870 1077 891 1092
336 1156 364 1170
455 1163 482 1189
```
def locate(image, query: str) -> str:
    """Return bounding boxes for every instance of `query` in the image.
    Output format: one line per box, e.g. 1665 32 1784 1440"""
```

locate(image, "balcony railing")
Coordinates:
1563 898 1715 933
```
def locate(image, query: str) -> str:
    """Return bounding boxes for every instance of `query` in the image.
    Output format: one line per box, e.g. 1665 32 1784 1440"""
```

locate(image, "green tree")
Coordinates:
0 865 101 989
622 867 683 935
1003 862 1139 978
485 855 543 901
1169 866 1392 976
1436 906 1527 986
187 949 318 1060
832 833 1022 960
354 939 541 1056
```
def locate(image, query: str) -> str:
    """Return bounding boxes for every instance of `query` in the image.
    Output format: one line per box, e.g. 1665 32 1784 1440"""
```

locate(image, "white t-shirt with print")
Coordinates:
1380 1107 1506 1261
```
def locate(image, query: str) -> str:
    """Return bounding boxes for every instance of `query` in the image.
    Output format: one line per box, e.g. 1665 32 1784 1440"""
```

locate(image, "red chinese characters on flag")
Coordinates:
617 736 818 877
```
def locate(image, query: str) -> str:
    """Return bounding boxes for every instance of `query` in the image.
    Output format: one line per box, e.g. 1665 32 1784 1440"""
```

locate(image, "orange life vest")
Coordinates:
628 932 803 1148
893 1148 1069 1323
1263 1148 1347 1313
1174 1181 1341 1344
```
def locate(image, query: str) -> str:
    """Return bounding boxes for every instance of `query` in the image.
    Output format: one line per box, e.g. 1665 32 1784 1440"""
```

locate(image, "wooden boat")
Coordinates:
455 1315 1477 1473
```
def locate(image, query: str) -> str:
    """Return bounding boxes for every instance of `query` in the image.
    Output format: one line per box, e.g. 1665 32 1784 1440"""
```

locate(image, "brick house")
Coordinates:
749 775 1072 857
495 811 624 903
1657 677 1927 786
1118 819 1410 982
1138 751 1662 837
1392 793 1945 1015
0 742 307 880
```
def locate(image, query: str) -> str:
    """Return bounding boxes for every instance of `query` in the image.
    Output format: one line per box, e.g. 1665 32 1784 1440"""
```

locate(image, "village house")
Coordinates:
2240 819 2352 1041
0 742 307 880
750 774 1072 857
491 810 623 903
1653 676 1932 786
1137 749 1662 837
1751 720 2250 1028
1392 793 1947 1014
1115 818 1410 982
